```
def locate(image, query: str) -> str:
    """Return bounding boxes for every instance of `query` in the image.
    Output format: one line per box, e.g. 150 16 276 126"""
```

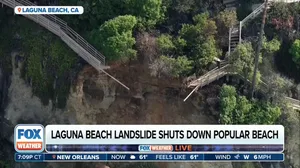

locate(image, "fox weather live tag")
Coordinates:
14 124 44 153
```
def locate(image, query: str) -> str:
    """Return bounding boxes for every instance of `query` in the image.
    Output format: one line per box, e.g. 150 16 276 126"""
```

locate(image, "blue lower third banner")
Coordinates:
15 153 284 162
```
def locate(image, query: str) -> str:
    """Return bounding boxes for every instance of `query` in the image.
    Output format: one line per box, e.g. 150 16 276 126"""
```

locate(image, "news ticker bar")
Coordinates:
15 153 284 162
46 144 284 152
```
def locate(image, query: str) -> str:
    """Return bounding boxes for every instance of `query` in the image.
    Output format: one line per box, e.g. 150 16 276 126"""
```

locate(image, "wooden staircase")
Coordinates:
228 26 240 55
185 0 300 103
0 0 130 90
228 2 269 55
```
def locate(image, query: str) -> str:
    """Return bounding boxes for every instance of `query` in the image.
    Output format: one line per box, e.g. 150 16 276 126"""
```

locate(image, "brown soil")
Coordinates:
68 63 230 168
78 62 217 125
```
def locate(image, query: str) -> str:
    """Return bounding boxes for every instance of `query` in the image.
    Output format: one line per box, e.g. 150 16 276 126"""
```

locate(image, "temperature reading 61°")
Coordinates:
190 155 199 160
139 155 148 160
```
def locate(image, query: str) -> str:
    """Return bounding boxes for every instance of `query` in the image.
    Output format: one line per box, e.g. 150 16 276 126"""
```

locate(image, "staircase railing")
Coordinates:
188 64 231 87
239 21 242 43
185 65 300 109
1 0 106 66
229 2 267 55
228 27 232 55
185 0 300 107
1 0 133 89
241 2 266 26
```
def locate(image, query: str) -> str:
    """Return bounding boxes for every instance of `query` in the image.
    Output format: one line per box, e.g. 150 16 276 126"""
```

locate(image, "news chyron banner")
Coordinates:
14 124 285 162
15 124 284 152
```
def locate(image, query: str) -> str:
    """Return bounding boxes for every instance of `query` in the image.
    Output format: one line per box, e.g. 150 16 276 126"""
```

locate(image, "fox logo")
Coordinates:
15 124 44 153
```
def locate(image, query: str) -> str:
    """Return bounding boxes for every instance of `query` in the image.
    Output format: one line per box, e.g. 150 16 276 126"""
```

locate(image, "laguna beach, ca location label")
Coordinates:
14 6 84 15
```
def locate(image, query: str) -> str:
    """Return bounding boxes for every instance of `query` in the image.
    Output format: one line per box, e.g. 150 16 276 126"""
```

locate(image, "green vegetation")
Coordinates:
0 2 299 167
179 13 220 72
49 40 78 107
262 37 281 55
23 33 77 107
59 0 223 75
157 34 186 56
267 2 295 32
90 15 137 62
266 2 300 82
12 16 78 108
124 0 164 29
60 0 125 31
49 40 78 77
220 85 281 124
290 39 300 66
56 0 297 82
264 73 293 105
150 55 192 78
215 10 237 30
229 37 281 85
215 10 237 47
161 0 223 33
0 0 296 114
61 0 164 31
157 34 176 54
229 42 261 84
25 37 48 101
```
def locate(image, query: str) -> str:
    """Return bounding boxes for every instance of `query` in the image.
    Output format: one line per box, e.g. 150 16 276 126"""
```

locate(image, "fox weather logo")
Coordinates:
14 124 44 153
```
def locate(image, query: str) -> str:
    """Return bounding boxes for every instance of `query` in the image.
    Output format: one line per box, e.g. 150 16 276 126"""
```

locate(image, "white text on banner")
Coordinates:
45 125 284 145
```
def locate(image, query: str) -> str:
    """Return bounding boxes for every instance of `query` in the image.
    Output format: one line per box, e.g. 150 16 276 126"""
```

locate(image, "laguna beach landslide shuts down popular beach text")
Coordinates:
51 129 279 140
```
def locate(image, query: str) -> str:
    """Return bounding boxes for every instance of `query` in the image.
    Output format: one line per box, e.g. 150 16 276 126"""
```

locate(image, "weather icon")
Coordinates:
130 155 136 159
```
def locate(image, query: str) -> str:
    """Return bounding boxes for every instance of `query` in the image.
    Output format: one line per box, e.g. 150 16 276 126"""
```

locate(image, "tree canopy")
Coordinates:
215 10 237 47
229 38 281 85
229 42 260 83
219 85 237 124
262 37 281 54
59 0 127 31
268 2 294 32
61 0 164 31
219 85 281 124
124 0 165 29
215 10 237 31
90 15 137 62
179 13 220 71
157 34 176 55
290 39 300 66
149 55 193 78
151 13 221 77
263 73 293 105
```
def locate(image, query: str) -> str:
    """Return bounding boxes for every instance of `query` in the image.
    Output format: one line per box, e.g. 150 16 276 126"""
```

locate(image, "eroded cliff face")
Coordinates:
3 51 234 168
62 65 234 168
4 50 300 168
3 52 232 168
66 65 217 125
